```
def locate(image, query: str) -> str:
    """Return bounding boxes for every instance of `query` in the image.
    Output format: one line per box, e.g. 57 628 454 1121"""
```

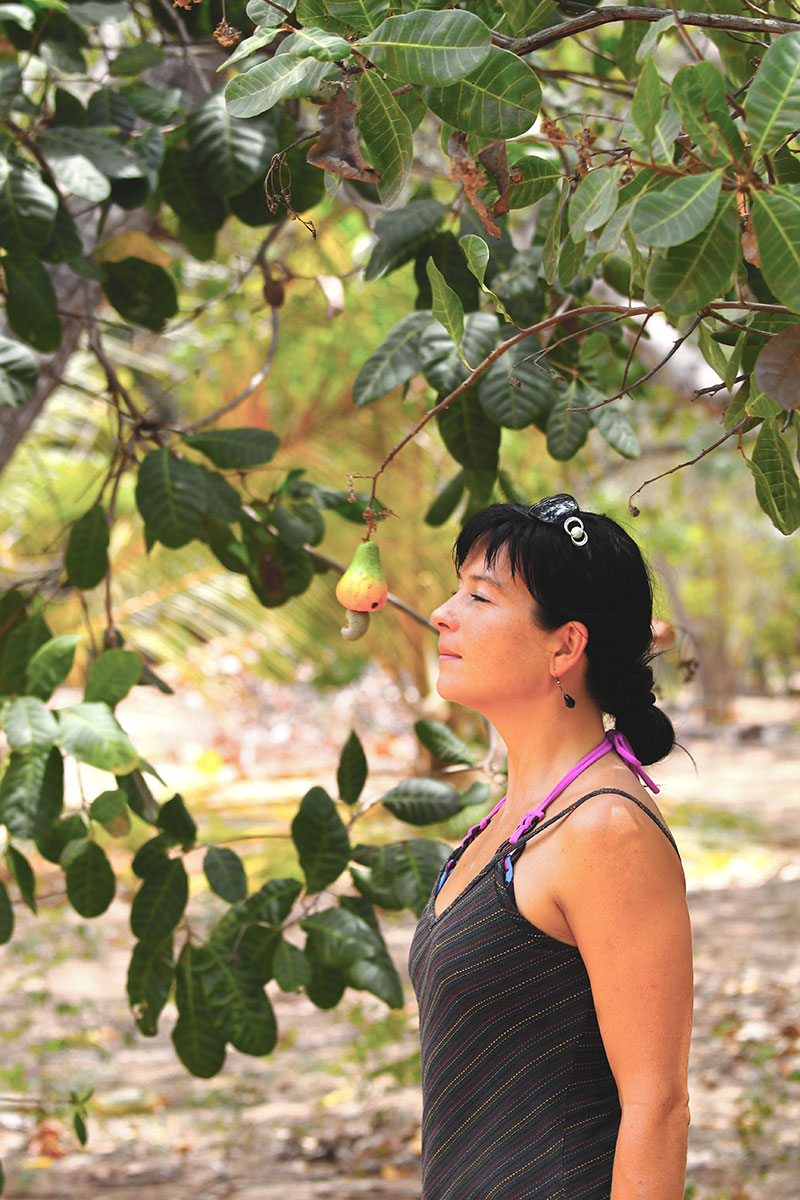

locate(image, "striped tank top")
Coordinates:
408 767 679 1200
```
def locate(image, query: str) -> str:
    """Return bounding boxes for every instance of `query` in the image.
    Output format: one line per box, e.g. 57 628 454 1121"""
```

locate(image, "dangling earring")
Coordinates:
556 675 575 709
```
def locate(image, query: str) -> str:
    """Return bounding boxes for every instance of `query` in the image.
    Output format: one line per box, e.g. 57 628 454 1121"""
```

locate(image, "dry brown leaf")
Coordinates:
477 141 511 217
307 87 381 183
753 324 800 410
448 131 501 240
741 212 760 267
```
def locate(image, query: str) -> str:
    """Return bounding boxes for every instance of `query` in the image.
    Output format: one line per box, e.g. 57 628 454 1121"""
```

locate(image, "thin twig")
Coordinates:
621 311 653 392
184 307 280 433
153 0 211 95
667 0 705 62
628 419 748 515
88 323 142 421
576 314 705 410
170 223 287 332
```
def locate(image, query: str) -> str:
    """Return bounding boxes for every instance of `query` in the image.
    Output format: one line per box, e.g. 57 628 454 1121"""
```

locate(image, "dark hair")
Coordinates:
454 502 675 766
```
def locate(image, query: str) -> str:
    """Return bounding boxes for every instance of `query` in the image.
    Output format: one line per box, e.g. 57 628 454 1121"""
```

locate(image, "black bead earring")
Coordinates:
556 676 575 709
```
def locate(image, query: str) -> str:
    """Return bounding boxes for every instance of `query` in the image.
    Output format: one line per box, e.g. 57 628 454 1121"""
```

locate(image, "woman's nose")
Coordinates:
431 598 456 629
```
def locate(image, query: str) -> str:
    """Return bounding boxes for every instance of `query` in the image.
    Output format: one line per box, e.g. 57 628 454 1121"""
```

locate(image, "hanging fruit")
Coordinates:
335 540 388 641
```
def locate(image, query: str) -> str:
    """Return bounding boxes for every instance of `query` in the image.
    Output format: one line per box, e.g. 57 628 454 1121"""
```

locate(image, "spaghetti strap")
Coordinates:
508 787 680 860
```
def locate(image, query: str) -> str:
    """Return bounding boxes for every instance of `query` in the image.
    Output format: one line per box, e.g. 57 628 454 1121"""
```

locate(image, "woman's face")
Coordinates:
431 544 557 714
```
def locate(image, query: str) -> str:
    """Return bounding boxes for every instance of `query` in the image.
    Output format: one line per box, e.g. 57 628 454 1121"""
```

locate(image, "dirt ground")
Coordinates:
1 681 799 1200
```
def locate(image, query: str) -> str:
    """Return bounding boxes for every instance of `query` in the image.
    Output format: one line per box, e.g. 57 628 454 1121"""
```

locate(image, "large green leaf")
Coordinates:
57 702 138 773
590 404 641 460
631 56 662 146
380 777 463 825
25 634 80 701
6 845 35 913
156 794 197 851
35 813 87 866
272 938 311 992
172 943 226 1078
420 311 499 393
425 470 465 526
569 165 624 240
248 0 299 27
427 258 465 351
752 188 800 313
506 155 561 209
326 0 389 30
414 719 476 765
0 746 63 838
746 415 800 534
41 127 144 191
0 601 50 696
65 505 109 590
352 309 434 405
65 840 116 918
127 935 174 1036
671 62 744 166
183 427 280 469
546 380 592 461
645 193 739 314
101 258 178 331
746 31 800 161
225 56 340 119
424 47 540 140
478 342 554 432
2 697 58 752
337 729 367 806
3 255 61 352
302 905 382 967
187 92 278 198
364 198 447 280
203 846 248 903
159 146 226 233
0 880 13 945
500 0 555 37
353 838 450 916
630 170 723 248
291 786 351 892
135 448 209 549
0 334 39 407
437 391 500 470
0 159 57 253
305 961 347 1009
84 649 142 707
357 10 492 86
131 857 189 943
358 71 413 206
198 942 277 1056
281 26 352 60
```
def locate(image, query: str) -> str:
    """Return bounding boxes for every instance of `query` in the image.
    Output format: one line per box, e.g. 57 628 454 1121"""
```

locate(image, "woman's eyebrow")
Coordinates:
458 569 505 590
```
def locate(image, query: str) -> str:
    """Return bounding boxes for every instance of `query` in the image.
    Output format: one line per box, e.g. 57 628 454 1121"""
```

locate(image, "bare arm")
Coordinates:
556 797 693 1200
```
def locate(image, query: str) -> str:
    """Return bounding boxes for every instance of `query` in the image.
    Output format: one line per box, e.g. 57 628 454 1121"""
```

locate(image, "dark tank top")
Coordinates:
408 787 679 1200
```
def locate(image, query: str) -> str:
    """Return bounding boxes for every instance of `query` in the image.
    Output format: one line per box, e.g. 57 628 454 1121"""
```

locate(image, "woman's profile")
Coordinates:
409 495 693 1200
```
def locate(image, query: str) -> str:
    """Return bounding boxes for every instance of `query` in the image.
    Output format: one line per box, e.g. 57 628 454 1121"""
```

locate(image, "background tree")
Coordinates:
1 0 800 1142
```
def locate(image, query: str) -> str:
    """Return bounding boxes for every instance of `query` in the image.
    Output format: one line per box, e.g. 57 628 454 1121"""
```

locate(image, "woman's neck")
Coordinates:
491 701 607 814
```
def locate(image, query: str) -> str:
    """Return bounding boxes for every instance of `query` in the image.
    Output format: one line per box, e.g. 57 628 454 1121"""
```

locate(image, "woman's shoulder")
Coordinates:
559 775 679 865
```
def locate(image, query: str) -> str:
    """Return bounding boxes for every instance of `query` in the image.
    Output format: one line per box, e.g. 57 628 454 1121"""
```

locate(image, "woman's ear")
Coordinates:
551 620 588 677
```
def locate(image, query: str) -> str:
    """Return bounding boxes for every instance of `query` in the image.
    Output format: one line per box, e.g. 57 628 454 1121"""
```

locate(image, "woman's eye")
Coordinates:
471 593 489 603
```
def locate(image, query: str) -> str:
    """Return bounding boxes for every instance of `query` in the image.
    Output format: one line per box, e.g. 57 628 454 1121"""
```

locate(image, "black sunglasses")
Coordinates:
527 493 588 547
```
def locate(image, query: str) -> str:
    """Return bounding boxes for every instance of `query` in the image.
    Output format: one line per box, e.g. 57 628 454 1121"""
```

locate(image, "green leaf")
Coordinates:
478 343 554 432
500 0 555 37
426 257 464 352
160 146 226 233
459 233 490 289
131 833 171 879
187 92 278 199
172 943 226 1078
630 170 723 248
249 0 298 26
305 961 346 1009
157 794 197 851
109 43 164 76
183 428 280 469
746 31 800 161
754 324 800 410
425 471 465 526
84 649 142 707
364 198 447 281
381 776 462 825
569 165 624 240
301 905 383 967
357 10 492 86
590 404 641 460
0 159 57 253
337 729 367 805
127 935 174 1036
282 26 352 60
136 448 207 549
346 948 403 1007
242 877 302 926
437 391 500 470
204 846 248 903
358 71 413 206
35 813 86 866
752 188 800 314
326 0 389 30
645 193 739 315
57 702 138 773
236 925 281 985
225 57 340 119
546 380 592 461
291 786 351 892
414 719 476 765
119 81 184 124
2 697 58 751
0 746 62 838
421 311 499 393
746 415 800 534
0 335 39 408
41 127 144 187
101 258 178 331
671 62 744 166
506 155 560 209
117 769 159 826
89 789 128 823
131 857 189 943
65 840 115 918
272 938 311 992
198 942 278 1056
631 56 662 146
352 309 434 405
0 880 13 945
424 47 540 140
3 255 61 353
6 845 36 913
65 506 109 590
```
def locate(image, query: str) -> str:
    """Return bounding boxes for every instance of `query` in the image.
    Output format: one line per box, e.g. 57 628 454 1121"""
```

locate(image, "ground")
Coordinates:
1 678 799 1200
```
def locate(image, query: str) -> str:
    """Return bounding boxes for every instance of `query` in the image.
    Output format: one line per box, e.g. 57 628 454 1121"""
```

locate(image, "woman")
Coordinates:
409 496 692 1200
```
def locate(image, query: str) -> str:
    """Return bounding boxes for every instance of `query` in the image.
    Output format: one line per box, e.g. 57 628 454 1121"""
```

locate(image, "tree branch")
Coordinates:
628 419 748 515
183 307 280 433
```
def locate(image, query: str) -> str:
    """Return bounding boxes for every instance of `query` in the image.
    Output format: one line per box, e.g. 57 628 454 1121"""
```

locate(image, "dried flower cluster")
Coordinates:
172 0 202 9
214 19 240 46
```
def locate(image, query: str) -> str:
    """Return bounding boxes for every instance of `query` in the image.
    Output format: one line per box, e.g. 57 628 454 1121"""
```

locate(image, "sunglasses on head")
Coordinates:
527 493 588 547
